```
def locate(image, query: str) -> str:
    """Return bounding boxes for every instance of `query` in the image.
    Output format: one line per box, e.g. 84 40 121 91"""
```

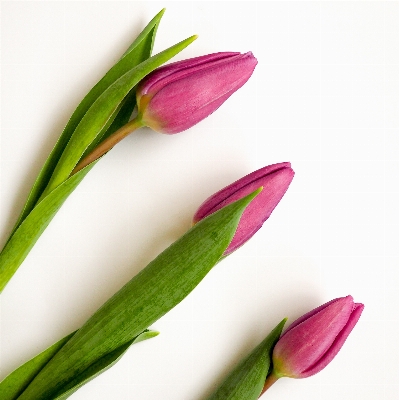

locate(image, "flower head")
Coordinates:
193 162 294 255
136 52 257 134
272 295 364 379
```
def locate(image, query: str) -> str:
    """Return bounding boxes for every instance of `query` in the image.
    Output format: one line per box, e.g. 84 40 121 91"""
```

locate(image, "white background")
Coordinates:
1 1 398 399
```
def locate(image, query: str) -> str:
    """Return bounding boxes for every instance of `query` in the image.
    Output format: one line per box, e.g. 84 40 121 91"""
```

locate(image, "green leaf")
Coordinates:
80 89 136 159
0 330 157 400
1 10 164 290
206 319 286 400
0 332 76 400
10 9 165 236
16 189 260 399
41 33 197 198
0 164 95 293
0 30 197 294
52 330 159 400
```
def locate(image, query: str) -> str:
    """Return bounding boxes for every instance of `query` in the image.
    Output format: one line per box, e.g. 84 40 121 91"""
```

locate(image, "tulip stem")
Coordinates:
259 372 279 397
71 117 144 175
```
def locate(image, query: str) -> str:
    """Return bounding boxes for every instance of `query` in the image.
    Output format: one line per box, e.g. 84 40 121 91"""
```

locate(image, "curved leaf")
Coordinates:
17 190 260 399
1 10 164 291
0 32 197 293
52 330 159 400
42 34 197 198
0 330 157 400
0 164 95 293
0 332 76 400
206 319 286 400
10 9 165 235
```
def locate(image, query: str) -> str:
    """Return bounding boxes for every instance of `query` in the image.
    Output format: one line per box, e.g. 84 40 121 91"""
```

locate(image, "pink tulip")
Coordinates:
193 162 294 256
272 295 364 379
136 52 257 134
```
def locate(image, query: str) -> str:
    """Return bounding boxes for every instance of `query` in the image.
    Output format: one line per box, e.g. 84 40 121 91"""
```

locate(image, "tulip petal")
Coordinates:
138 52 240 98
194 163 291 221
149 58 255 132
137 52 257 134
226 167 294 253
193 163 294 255
273 296 355 378
281 296 353 337
301 302 364 377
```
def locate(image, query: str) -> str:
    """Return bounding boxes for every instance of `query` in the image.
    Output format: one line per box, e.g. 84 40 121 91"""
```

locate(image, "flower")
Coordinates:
271 295 364 379
193 162 294 255
136 52 257 134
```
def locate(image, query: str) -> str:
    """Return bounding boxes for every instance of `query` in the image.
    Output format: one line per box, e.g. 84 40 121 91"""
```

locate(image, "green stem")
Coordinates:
71 117 144 175
259 372 279 397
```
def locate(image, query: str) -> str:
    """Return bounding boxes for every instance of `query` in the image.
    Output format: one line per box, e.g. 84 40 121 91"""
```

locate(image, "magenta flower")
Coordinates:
136 52 257 134
193 162 294 255
272 295 364 379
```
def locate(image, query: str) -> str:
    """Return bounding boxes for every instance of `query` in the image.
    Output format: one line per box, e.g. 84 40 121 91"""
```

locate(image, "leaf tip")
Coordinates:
157 8 166 19
244 186 263 204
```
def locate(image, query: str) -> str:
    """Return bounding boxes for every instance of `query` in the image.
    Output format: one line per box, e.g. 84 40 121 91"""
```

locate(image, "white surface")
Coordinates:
1 1 398 399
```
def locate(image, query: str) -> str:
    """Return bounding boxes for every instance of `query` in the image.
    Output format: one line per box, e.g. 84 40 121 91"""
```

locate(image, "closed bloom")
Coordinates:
193 162 294 255
272 295 364 379
136 52 257 134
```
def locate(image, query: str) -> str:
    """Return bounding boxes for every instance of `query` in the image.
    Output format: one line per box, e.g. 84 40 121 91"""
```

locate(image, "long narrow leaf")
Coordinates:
0 34 197 293
17 190 260 399
0 330 157 400
0 164 95 292
10 9 165 234
52 330 158 400
0 332 76 400
42 34 197 197
81 89 136 159
206 319 286 400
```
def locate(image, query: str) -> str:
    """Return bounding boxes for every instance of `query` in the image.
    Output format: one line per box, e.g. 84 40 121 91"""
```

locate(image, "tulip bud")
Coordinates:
136 52 257 134
193 162 294 256
271 295 364 379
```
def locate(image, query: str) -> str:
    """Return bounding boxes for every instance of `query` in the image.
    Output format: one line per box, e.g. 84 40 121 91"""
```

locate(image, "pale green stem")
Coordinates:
71 117 144 175
259 372 279 397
